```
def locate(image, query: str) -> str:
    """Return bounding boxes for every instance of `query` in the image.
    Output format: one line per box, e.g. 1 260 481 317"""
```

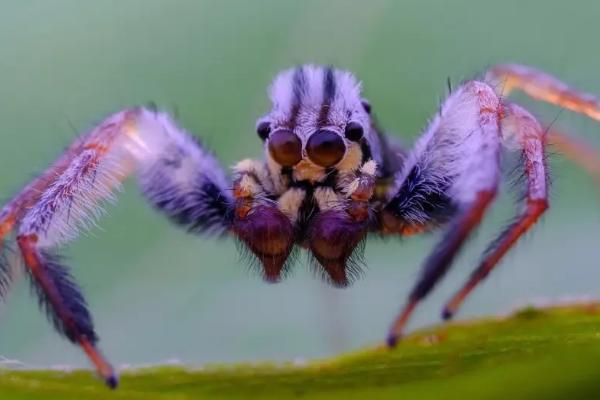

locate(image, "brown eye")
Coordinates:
344 122 364 142
306 130 346 168
268 130 302 166
256 121 271 140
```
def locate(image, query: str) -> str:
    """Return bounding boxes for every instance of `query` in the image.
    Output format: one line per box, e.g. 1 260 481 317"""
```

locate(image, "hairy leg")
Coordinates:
486 64 600 195
443 103 549 319
0 123 116 240
18 236 117 387
384 81 503 345
4 107 233 387
487 64 600 121
547 130 600 197
15 142 118 386
387 191 495 346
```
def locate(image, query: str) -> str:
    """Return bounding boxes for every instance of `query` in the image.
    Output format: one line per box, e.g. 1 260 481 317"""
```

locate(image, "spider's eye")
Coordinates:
268 129 302 166
361 99 371 114
256 121 271 140
306 130 346 168
344 122 364 142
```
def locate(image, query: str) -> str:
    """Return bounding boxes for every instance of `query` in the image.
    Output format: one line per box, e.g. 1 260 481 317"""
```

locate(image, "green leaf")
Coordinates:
3 303 600 399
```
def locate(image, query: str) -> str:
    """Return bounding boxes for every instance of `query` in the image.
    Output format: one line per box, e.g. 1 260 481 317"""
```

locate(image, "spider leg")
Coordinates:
0 135 90 241
3 107 233 387
384 81 503 346
15 143 119 387
0 109 139 246
443 103 549 320
487 64 600 196
547 130 600 197
486 64 600 121
387 191 495 346
18 235 116 388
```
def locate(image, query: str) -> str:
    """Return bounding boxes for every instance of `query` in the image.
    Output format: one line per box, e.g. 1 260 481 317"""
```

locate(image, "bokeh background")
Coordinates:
0 0 599 368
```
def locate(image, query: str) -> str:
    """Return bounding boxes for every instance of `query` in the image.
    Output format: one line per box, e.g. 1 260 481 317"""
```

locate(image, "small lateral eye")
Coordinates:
361 99 371 114
344 122 364 142
256 121 271 140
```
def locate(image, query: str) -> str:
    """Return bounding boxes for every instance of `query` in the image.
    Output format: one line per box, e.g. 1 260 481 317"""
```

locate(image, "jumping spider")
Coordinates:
1 64 599 388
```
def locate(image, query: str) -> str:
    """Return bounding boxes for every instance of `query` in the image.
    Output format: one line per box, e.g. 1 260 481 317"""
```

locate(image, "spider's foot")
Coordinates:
441 306 455 321
79 338 118 390
386 333 401 348
443 287 470 321
105 374 119 390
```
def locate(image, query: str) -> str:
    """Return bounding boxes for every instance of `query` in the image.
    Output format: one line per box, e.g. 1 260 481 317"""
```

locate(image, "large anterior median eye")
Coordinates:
306 130 346 168
268 129 302 166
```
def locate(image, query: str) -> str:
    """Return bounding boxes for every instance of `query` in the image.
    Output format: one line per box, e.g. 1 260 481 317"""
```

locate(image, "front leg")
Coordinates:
2 107 235 388
383 81 503 345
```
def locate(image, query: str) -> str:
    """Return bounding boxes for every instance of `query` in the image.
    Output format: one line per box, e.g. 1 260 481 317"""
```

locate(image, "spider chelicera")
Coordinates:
1 64 599 388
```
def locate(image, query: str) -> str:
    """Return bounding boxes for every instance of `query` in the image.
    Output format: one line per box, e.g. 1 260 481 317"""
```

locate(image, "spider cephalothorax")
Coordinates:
1 64 599 388
231 65 396 286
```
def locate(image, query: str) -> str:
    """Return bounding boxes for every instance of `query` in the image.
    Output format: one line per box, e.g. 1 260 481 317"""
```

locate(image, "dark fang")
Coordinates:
344 122 364 142
308 210 368 287
232 205 294 282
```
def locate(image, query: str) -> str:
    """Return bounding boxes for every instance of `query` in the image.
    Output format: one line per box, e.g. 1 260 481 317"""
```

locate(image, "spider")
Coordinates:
0 64 599 389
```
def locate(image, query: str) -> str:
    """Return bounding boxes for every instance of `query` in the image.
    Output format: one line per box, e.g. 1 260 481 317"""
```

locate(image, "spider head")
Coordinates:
257 65 376 179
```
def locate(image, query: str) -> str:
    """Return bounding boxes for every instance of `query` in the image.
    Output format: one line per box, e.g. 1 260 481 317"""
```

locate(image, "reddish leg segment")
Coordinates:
0 144 80 241
385 80 503 346
487 64 600 121
14 140 119 387
487 64 600 197
18 234 117 388
547 130 600 197
1 107 233 390
443 104 549 320
0 116 131 388
387 190 496 346
0 112 130 242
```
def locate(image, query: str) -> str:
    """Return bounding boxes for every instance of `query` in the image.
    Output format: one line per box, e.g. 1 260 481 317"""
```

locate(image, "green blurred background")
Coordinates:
0 0 599 368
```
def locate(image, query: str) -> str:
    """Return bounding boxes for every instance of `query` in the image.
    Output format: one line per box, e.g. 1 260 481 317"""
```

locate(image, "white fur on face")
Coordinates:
262 65 383 182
